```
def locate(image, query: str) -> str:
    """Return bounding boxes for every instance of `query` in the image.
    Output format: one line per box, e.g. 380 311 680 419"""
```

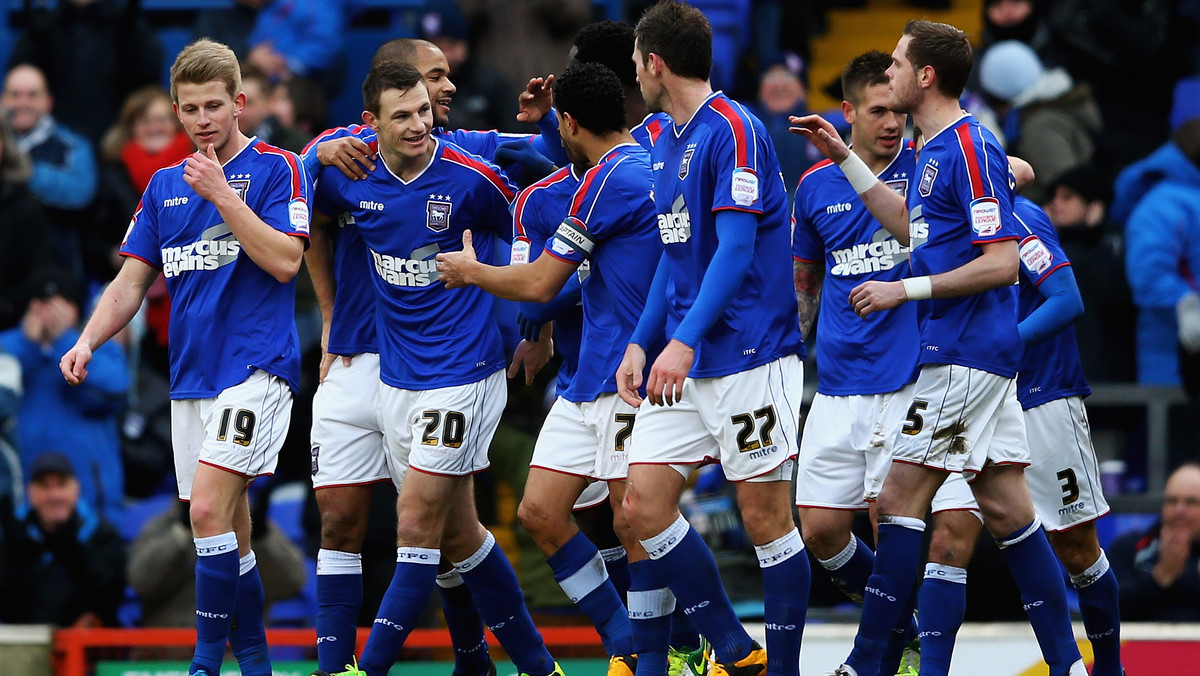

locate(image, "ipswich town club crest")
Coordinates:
427 199 452 232
678 148 695 180
228 175 250 201
918 163 938 197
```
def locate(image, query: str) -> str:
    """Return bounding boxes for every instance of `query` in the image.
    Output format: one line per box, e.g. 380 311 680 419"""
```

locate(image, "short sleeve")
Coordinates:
255 147 311 242
1015 203 1070 286
951 124 1017 245
120 187 163 268
707 98 766 215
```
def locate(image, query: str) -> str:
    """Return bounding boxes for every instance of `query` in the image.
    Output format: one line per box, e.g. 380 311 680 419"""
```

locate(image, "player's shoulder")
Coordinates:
438 139 516 200
146 154 191 193
301 123 373 156
249 138 303 170
1013 197 1056 239
632 112 672 150
797 158 837 191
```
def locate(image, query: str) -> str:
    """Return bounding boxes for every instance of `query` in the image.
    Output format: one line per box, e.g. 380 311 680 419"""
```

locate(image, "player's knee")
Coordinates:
1048 529 1101 575
516 498 565 540
186 497 228 536
928 524 977 568
800 521 849 561
318 506 368 552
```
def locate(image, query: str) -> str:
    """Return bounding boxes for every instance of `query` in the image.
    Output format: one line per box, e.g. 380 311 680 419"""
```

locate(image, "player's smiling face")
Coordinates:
369 84 434 165
174 80 244 157
886 35 921 114
411 44 456 128
851 82 905 161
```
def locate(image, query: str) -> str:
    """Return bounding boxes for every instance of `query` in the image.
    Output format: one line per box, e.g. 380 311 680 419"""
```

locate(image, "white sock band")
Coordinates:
559 551 610 603
436 570 466 588
924 562 968 584
600 546 627 563
996 519 1042 549
641 514 691 560
1070 550 1110 589
879 515 927 532
628 587 676 619
194 532 238 557
755 528 804 568
239 551 257 576
902 276 933 301
454 531 497 573
318 548 363 575
396 546 441 565
839 151 878 194
818 536 858 571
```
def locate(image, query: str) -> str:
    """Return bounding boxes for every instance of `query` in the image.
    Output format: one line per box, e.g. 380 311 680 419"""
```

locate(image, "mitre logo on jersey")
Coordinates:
427 195 452 232
228 174 251 201
678 146 696 179
830 227 912 276
161 223 241 278
970 197 1002 237
1019 235 1053 275
918 161 938 197
657 194 691 244
371 243 440 287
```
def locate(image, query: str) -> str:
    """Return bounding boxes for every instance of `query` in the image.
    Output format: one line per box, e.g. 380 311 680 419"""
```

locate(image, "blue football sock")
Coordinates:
1071 551 1123 676
817 534 875 605
601 546 632 602
359 548 441 676
844 517 925 676
316 549 364 672
878 579 919 676
437 570 491 676
547 532 633 656
641 515 754 665
996 520 1082 675
669 603 699 650
757 529 808 676
229 553 271 676
917 563 968 676
627 560 673 676
457 532 556 676
191 532 240 675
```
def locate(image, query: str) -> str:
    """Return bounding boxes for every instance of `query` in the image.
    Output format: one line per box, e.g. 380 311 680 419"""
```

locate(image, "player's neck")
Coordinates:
380 142 435 182
662 77 714 128
912 96 966 145
213 131 250 165
581 131 637 166
851 140 895 176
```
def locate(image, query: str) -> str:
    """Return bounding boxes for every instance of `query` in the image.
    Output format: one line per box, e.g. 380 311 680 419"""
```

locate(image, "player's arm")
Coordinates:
184 145 305 283
306 211 337 338
436 230 577 302
61 256 158 385
517 274 581 342
790 114 911 244
1009 155 1035 192
1019 264 1084 346
794 258 823 340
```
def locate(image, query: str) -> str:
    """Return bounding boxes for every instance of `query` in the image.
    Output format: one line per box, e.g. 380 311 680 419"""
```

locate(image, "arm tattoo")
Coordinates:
794 259 823 340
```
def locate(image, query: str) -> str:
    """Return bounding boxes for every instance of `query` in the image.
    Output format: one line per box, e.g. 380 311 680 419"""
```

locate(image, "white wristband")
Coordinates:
902 276 933 301
838 152 877 195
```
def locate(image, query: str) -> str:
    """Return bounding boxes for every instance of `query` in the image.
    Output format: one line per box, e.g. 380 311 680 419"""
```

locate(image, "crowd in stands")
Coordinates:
0 0 1198 636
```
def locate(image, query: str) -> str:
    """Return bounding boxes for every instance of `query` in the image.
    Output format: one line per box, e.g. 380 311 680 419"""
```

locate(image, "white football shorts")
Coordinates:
310 352 392 489
532 393 637 482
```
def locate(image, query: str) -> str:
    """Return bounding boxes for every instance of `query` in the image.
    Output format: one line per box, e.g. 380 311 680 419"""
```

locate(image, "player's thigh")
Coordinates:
1024 397 1110 532
626 393 713 481
311 353 389 489
583 393 639 481
699 355 804 482
531 397 598 480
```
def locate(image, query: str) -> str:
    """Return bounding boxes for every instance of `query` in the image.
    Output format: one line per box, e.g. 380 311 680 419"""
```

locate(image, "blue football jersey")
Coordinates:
908 115 1022 377
631 112 671 150
545 143 660 402
121 138 309 398
1013 197 1091 408
651 92 805 377
512 166 583 395
312 138 515 389
792 143 920 396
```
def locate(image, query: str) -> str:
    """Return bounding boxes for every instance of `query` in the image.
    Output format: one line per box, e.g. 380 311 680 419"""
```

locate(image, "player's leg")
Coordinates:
920 477 985 676
313 484 374 670
1026 397 1122 676
574 489 632 600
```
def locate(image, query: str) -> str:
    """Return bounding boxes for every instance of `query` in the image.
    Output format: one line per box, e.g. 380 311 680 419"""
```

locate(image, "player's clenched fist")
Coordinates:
616 343 647 408
849 279 908 318
60 343 92 386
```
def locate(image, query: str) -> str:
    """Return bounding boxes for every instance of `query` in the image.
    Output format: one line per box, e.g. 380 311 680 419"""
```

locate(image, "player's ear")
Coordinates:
362 110 378 129
841 100 855 125
233 91 246 117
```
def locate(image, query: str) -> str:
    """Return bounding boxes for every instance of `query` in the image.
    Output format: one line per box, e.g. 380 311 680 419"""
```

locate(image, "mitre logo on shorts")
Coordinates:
731 167 759 207
1019 235 1053 275
657 194 691 244
970 197 1002 237
371 243 441 287
161 223 241 278
830 227 912 276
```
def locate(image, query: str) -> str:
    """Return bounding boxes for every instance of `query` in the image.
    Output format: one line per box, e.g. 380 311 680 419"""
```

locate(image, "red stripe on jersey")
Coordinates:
253 141 304 200
514 167 570 237
797 158 834 189
647 119 664 145
301 124 369 154
119 251 161 269
709 97 750 167
570 162 605 217
442 146 516 202
954 123 986 199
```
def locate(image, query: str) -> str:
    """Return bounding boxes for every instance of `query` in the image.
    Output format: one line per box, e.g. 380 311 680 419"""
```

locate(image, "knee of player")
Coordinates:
928 520 980 568
516 499 568 538
1048 529 1102 575
186 498 230 536
800 521 850 560
318 510 369 551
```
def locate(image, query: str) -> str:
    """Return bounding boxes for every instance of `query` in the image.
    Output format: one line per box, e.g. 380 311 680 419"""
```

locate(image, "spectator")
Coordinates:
268 77 328 142
2 63 98 276
0 113 52 330
979 0 1059 63
93 86 193 284
1123 119 1200 388
749 55 821 199
1043 166 1136 383
9 0 161 145
194 0 264 60
245 0 350 94
0 452 126 627
239 64 309 152
0 346 19 504
0 267 127 522
128 499 306 627
1110 463 1200 621
977 40 1101 203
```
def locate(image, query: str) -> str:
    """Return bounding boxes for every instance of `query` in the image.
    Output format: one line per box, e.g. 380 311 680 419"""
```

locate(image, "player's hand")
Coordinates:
317 136 377 180
849 280 908 318
516 312 545 343
647 339 693 406
184 144 235 203
507 337 554 385
494 140 556 185
435 231 478 289
317 350 352 384
60 342 93 386
517 75 554 124
616 343 647 408
789 114 850 163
